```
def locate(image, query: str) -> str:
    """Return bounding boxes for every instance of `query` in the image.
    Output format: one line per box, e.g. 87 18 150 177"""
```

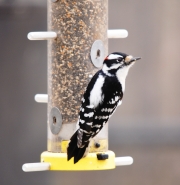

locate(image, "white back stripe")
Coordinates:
89 75 104 108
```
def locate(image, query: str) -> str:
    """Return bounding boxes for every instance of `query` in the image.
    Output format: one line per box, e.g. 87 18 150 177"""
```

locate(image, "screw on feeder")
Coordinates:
90 40 105 68
53 116 57 125
94 142 101 148
49 107 62 135
96 49 101 59
97 153 109 160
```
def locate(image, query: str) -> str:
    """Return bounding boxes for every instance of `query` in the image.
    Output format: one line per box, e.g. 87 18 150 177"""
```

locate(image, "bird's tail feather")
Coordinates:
67 131 89 164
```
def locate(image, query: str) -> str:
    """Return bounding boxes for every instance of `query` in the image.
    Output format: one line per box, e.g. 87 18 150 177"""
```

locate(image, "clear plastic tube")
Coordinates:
47 0 108 152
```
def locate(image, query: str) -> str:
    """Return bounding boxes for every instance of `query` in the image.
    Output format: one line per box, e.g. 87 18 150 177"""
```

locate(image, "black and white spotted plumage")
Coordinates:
67 52 141 163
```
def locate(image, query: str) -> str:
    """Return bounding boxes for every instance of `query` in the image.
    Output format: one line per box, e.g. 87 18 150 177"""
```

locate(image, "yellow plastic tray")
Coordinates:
41 150 115 171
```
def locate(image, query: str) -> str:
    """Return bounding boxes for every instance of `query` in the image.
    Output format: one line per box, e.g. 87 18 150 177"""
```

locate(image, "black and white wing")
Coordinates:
67 70 123 163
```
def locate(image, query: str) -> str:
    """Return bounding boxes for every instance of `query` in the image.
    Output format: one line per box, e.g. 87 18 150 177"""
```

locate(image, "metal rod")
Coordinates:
22 156 133 172
27 32 57 40
22 163 50 172
28 30 127 40
108 29 128 38
34 94 48 103
115 156 133 166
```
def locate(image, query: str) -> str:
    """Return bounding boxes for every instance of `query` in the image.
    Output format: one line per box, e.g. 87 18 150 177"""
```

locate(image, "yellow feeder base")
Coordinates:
41 150 115 171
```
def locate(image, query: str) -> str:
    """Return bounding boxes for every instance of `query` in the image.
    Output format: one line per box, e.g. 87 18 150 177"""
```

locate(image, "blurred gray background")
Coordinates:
1 0 180 185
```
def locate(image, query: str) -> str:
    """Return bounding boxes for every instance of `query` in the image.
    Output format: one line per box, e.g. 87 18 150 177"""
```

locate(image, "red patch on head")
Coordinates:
105 56 108 60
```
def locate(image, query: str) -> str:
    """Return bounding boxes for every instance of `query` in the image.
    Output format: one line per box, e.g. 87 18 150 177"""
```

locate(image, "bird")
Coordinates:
67 52 141 164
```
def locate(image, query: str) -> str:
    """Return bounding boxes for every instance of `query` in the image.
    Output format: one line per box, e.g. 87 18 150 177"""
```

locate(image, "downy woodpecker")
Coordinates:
67 52 141 163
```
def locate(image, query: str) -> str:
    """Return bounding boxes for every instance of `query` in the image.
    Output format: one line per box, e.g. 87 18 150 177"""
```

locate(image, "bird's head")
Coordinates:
102 52 141 76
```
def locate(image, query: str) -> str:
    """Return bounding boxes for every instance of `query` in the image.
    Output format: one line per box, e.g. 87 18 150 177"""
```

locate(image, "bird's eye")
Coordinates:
117 57 123 62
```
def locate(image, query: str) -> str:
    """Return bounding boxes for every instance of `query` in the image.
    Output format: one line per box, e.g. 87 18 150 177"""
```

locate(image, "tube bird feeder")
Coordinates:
23 0 133 172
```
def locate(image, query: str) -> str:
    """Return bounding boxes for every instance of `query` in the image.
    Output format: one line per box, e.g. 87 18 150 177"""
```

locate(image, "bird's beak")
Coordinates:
125 55 141 64
131 57 141 62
